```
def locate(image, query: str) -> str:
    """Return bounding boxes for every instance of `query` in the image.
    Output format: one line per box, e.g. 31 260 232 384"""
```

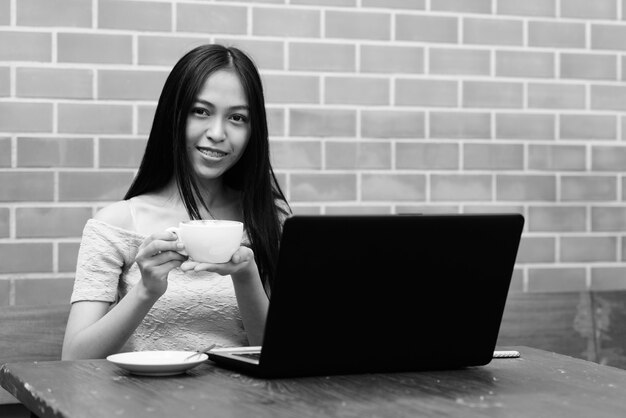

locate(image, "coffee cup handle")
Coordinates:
165 226 188 257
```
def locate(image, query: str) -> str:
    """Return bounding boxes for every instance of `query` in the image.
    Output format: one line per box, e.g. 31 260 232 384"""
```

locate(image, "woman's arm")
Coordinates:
62 284 160 359
62 203 186 360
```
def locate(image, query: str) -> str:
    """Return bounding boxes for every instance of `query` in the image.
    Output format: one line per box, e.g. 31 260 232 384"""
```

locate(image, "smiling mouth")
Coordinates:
197 147 228 158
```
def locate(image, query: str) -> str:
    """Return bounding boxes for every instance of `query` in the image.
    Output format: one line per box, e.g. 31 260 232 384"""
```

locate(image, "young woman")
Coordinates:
62 44 290 360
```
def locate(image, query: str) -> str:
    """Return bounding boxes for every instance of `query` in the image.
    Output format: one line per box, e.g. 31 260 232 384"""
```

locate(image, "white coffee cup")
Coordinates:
166 220 244 264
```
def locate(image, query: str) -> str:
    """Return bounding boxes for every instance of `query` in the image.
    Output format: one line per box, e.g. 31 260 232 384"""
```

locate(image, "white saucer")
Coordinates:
106 351 208 376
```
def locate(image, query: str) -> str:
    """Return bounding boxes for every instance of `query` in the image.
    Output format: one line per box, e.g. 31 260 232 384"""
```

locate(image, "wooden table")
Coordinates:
2 347 626 418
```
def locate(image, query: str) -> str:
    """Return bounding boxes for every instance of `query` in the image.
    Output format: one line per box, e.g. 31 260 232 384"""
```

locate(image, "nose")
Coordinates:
206 118 226 142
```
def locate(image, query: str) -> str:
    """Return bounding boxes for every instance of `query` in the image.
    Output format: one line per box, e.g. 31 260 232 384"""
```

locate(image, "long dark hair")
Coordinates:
125 44 289 294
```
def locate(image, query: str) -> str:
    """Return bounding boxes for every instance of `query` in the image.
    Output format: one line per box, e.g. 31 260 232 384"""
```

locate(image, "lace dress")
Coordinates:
70 219 248 352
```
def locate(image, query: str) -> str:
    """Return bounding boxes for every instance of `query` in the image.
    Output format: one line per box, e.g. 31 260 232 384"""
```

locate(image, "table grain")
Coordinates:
2 347 626 418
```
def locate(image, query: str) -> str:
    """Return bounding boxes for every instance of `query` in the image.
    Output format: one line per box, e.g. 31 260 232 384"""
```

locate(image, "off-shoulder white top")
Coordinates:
70 218 248 352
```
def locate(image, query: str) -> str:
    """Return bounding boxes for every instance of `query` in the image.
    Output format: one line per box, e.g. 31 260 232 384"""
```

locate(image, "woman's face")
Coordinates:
185 69 251 185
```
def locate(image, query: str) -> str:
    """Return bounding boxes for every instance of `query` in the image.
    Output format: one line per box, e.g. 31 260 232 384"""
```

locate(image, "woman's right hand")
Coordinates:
135 231 187 298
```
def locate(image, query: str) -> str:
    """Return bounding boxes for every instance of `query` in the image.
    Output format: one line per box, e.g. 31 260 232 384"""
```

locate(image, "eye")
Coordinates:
230 113 249 124
191 107 210 117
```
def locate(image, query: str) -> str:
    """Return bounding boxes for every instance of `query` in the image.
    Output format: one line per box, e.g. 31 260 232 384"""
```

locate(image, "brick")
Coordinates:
98 70 168 101
362 0 425 9
58 171 135 201
0 66 8 96
290 43 356 72
516 236 556 263
561 236 617 262
17 0 91 27
326 11 390 40
429 48 490 76
58 104 133 134
528 83 585 109
395 79 457 107
326 77 389 105
592 25 626 51
360 45 423 74
217 0 282 3
263 74 319 105
431 0 491 13
325 206 392 215
0 137 11 167
591 267 626 291
214 39 284 70
0 102 52 133
528 144 586 171
463 81 523 108
362 174 426 201
0 243 53 274
560 53 617 80
15 278 74 305
495 50 554 78
561 0 617 19
138 36 208 66
527 268 587 293
289 205 321 215
431 174 492 201
290 108 356 137
396 14 458 43
0 172 54 202
177 4 246 34
138 105 156 135
0 207 8 238
58 33 132 64
292 0 355 5
267 108 285 137
16 67 92 99
290 173 357 202
560 114 617 140
326 141 391 170
396 142 458 170
430 112 491 139
0 279 9 306
0 0 9 24
99 0 171 31
270 140 321 169
253 7 320 37
397 204 460 214
508 270 524 293
361 110 425 138
592 146 626 171
99 137 147 169
496 175 556 201
529 21 586 48
496 113 555 140
561 175 617 201
17 137 93 168
463 18 523 46
464 143 523 170
463 204 524 214
59 242 81 273
529 206 587 232
16 207 91 238
591 85 626 111
497 0 556 17
0 31 51 62
592 207 626 232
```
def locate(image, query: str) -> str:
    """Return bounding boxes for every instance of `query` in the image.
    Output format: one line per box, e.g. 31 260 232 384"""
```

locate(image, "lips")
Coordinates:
197 147 228 158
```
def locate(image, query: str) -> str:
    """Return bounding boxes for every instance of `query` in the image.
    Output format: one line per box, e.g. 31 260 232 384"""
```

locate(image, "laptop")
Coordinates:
208 213 524 378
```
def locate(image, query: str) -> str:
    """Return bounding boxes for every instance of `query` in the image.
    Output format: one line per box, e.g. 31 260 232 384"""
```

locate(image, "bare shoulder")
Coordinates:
93 200 134 230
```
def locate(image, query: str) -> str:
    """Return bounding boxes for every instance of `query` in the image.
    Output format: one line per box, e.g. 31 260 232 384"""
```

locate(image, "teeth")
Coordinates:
199 149 226 158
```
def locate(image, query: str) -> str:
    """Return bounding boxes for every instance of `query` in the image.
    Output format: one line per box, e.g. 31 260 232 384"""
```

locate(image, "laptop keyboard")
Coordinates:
233 352 261 361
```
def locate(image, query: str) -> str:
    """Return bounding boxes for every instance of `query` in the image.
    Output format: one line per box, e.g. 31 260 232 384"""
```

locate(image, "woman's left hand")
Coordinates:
180 246 255 276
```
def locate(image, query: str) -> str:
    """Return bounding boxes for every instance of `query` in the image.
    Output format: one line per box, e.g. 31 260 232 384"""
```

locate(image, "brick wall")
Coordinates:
1 0 626 305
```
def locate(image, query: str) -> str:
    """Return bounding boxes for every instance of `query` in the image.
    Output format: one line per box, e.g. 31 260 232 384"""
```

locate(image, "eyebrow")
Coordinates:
194 99 249 112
